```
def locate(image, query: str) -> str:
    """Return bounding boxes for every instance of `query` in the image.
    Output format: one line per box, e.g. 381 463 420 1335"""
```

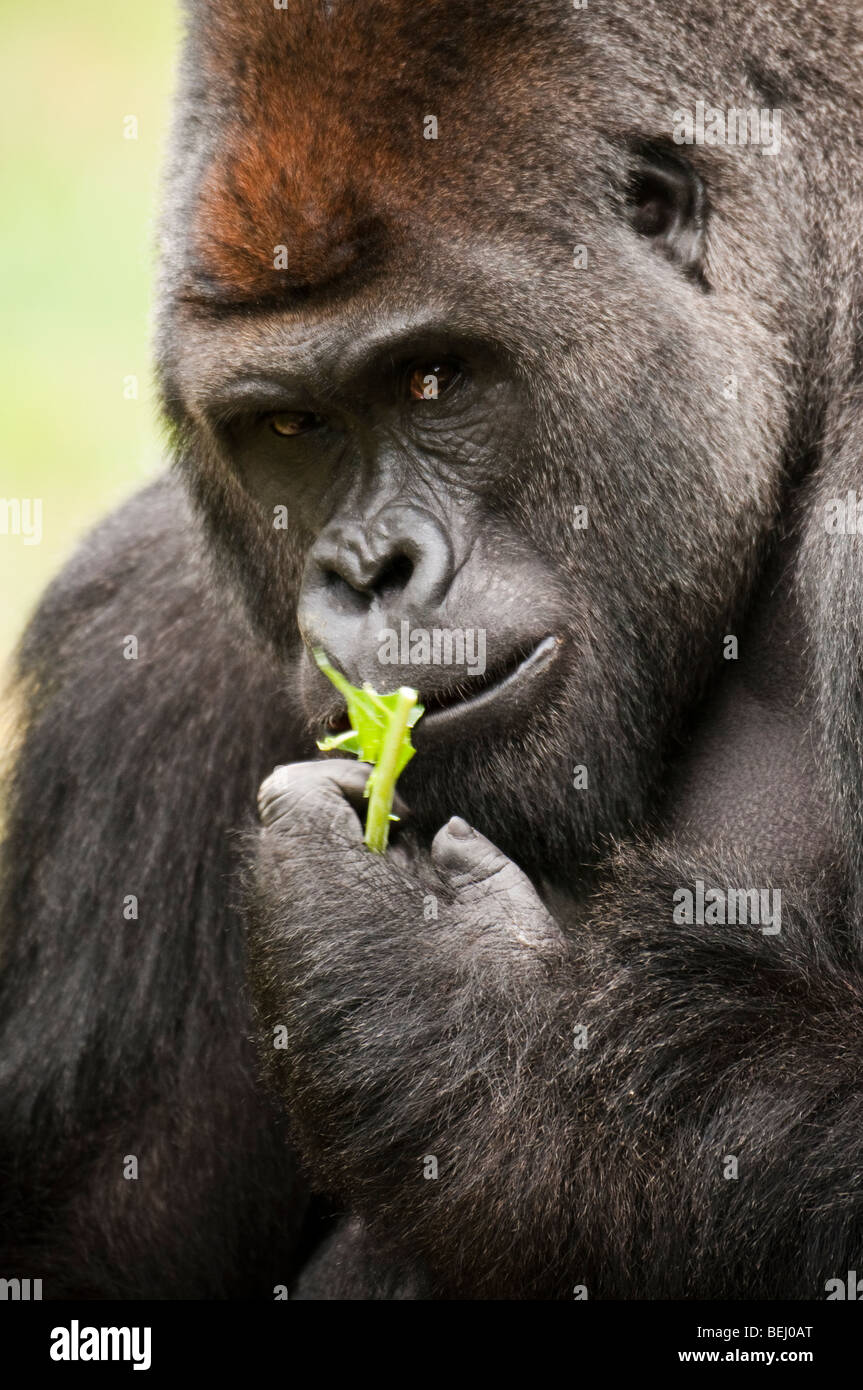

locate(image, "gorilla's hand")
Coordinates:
247 758 566 1282
253 758 562 964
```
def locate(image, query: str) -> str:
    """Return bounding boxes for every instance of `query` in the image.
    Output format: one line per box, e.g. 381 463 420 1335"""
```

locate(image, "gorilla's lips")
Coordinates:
322 635 560 740
418 634 560 735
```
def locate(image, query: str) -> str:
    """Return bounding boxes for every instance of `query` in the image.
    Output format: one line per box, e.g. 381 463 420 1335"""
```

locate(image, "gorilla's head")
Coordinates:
157 0 838 879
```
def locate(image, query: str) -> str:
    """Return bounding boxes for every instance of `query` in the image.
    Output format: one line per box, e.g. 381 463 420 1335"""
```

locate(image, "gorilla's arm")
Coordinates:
250 751 863 1301
0 478 311 1297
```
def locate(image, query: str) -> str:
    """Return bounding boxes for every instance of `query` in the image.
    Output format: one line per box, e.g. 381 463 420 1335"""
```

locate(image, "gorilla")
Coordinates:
2 0 863 1300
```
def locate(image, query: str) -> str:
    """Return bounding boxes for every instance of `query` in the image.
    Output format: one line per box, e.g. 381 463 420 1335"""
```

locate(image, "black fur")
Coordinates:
0 481 312 1296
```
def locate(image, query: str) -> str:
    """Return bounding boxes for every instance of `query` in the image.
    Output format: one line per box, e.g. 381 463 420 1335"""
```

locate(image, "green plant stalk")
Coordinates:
364 686 418 853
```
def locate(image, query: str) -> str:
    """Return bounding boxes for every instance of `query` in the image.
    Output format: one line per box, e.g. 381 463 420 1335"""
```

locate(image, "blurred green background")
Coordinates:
1 0 179 669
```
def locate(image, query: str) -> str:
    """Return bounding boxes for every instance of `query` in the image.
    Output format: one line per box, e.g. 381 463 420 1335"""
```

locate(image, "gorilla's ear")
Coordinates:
625 141 708 286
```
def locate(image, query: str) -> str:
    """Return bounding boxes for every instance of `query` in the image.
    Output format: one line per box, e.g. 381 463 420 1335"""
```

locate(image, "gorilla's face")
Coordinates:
162 1 792 877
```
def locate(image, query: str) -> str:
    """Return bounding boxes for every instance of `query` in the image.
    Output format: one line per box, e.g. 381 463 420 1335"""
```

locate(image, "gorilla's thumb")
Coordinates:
431 816 530 896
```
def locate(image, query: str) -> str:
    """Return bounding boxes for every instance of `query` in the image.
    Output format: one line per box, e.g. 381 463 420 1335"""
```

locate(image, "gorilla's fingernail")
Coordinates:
446 816 473 839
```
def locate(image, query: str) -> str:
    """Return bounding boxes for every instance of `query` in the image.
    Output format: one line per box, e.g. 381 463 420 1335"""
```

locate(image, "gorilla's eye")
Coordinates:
626 142 708 285
408 361 460 401
269 411 322 437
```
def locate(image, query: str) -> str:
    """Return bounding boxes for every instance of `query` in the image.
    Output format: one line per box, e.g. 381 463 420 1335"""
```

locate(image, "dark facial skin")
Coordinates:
226 334 557 697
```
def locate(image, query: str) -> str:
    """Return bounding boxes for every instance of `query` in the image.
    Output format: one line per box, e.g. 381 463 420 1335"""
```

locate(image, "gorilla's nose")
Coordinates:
298 505 455 677
305 506 453 611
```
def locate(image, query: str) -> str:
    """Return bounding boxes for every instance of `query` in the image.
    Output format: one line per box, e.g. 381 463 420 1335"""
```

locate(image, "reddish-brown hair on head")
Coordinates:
196 115 391 301
187 0 538 303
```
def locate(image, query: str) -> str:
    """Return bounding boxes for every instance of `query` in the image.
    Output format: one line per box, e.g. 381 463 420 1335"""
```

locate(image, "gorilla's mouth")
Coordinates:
417 634 560 735
322 635 560 739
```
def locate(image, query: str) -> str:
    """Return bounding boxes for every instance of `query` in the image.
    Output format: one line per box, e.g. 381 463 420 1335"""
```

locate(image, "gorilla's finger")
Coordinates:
260 759 410 823
431 817 538 900
322 768 411 822
258 759 370 841
431 818 562 951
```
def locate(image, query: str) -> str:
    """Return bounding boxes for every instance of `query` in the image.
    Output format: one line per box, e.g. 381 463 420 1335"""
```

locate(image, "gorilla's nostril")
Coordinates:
372 553 414 599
